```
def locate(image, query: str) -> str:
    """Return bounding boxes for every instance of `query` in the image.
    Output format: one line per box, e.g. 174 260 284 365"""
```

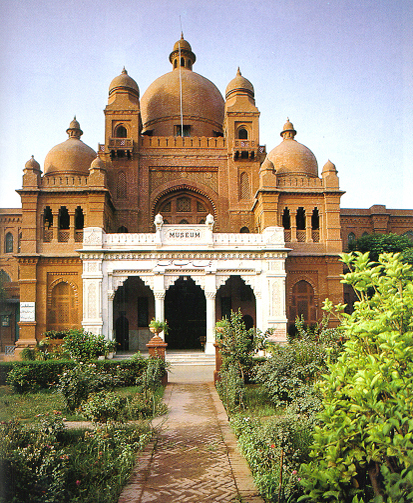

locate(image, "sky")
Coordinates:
0 0 412 210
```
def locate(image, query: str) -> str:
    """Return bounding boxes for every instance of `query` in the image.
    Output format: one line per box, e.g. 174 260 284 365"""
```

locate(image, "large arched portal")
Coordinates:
113 277 155 352
154 189 214 224
216 276 256 325
165 276 206 349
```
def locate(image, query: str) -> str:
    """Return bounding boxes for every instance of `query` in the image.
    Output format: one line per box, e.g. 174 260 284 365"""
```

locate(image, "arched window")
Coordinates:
311 208 319 230
296 207 306 230
290 280 316 326
240 226 250 233
48 282 78 330
238 128 248 139
5 233 13 253
59 207 70 229
240 172 250 199
117 226 128 233
75 207 84 229
348 232 356 248
155 191 212 224
179 219 189 224
115 125 127 138
282 208 291 229
117 171 127 199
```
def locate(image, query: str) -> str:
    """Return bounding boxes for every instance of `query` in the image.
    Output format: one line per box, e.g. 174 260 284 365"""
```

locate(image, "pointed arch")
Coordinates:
48 280 79 331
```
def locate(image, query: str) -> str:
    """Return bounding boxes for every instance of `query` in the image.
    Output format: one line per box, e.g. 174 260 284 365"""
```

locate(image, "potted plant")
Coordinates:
215 319 228 333
149 318 169 335
105 340 117 359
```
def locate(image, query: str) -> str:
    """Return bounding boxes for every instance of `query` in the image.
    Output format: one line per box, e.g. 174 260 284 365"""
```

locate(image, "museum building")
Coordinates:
1 35 413 356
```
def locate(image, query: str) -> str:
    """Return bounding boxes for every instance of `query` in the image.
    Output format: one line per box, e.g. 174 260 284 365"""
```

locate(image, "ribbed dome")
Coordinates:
141 68 224 135
109 68 139 97
266 120 318 177
44 119 97 176
172 36 192 53
225 68 254 99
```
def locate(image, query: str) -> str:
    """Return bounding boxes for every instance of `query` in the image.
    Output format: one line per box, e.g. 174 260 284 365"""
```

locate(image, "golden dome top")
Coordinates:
169 33 196 69
44 119 97 176
109 68 139 97
225 68 254 99
172 33 193 52
266 120 318 177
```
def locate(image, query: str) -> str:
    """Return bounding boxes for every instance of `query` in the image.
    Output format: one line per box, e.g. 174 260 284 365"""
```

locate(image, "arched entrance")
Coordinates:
164 276 206 349
216 276 256 324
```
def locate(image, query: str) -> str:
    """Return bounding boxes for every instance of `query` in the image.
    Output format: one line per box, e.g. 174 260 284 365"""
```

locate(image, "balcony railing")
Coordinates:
109 138 133 148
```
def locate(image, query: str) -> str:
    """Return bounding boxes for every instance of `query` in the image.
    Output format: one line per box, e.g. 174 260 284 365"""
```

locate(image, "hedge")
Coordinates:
1 357 148 391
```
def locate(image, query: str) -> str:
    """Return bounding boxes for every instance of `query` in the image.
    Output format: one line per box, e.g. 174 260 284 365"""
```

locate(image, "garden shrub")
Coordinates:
231 413 313 502
6 361 76 393
57 363 121 412
0 416 151 503
298 252 413 502
62 330 107 362
81 390 127 423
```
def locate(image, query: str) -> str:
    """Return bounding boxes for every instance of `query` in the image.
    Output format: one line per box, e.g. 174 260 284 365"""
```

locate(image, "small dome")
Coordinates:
322 159 337 173
266 120 318 177
44 119 97 176
172 34 192 52
109 68 139 97
90 155 106 171
225 68 254 99
25 155 40 171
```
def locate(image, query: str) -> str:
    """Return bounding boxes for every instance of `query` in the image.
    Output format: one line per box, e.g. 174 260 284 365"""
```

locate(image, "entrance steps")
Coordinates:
113 350 215 366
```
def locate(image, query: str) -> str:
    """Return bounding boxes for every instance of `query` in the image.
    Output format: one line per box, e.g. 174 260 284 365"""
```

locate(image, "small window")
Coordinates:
240 227 250 233
44 207 53 228
177 197 191 212
118 226 128 233
238 128 248 139
179 219 189 224
348 232 356 247
5 233 13 253
174 125 191 137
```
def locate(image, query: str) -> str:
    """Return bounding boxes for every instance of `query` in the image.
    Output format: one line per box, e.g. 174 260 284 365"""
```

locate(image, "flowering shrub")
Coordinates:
6 361 76 393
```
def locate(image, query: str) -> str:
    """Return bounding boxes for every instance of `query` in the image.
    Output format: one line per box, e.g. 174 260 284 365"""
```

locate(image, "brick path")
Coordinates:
118 381 263 503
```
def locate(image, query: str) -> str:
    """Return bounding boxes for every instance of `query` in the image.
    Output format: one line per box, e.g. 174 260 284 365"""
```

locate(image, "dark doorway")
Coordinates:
115 312 129 350
165 277 206 349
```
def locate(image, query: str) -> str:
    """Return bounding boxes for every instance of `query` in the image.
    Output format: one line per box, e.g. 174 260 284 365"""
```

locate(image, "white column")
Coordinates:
154 291 166 339
255 290 263 331
108 292 115 341
205 291 216 355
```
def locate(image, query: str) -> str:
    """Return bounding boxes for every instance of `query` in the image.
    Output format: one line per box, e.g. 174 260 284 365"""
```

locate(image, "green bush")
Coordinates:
6 361 76 393
0 417 151 503
231 414 313 502
299 253 413 502
57 363 121 412
62 330 107 362
81 390 127 423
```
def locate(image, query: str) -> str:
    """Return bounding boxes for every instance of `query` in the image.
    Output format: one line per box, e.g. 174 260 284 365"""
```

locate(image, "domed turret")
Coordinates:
266 119 318 178
140 36 224 137
44 118 97 176
25 155 41 171
225 68 254 99
109 68 139 97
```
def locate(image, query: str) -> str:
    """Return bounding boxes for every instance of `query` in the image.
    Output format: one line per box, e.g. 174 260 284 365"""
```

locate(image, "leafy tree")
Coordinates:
298 252 413 502
348 233 413 263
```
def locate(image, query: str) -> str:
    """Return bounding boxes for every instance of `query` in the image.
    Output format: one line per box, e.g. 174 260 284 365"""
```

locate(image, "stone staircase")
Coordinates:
114 350 215 366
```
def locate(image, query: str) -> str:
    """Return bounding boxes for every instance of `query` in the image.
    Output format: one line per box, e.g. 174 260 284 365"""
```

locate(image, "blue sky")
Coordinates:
1 0 412 210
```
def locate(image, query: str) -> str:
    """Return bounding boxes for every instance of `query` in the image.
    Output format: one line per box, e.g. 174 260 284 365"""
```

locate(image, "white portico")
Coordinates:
80 215 289 354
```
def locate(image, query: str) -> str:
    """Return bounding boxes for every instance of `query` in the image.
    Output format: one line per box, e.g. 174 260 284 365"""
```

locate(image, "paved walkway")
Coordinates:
118 366 263 503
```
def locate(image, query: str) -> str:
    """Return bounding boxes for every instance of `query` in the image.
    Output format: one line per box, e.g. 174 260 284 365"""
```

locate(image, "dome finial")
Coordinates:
280 118 296 139
237 67 241 76
180 31 184 39
170 35 196 69
122 67 127 74
67 117 83 139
